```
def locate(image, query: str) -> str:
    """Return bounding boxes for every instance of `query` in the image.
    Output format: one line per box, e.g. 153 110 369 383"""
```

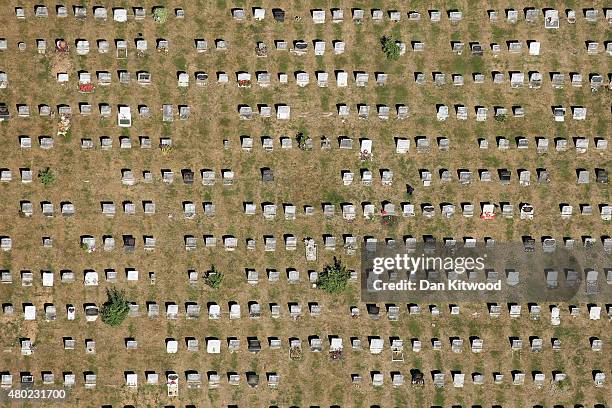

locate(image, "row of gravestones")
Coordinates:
1 229 612 253
13 5 612 26
5 300 611 323
14 5 183 21
60 334 608 354
2 37 610 59
7 200 611 220
0 134 609 156
229 7 611 27
0 99 606 124
0 103 187 122
114 167 609 186
0 370 277 391
416 72 609 88
0 369 606 391
2 257 611 287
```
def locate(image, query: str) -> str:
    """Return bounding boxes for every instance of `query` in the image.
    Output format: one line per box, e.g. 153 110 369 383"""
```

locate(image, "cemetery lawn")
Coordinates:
0 1 609 407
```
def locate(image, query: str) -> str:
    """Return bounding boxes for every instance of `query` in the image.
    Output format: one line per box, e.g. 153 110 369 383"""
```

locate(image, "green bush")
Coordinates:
381 36 401 60
494 114 507 122
100 289 130 326
296 131 306 149
153 7 167 23
317 257 351 294
38 168 55 186
204 266 224 289
381 214 398 226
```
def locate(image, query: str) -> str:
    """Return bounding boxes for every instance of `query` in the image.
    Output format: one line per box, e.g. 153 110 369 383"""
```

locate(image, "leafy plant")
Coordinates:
295 131 312 150
381 36 401 60
296 132 306 149
317 257 351 294
359 149 372 162
381 213 398 226
100 289 130 326
153 7 167 23
160 145 174 155
38 167 55 186
204 266 224 289
62 128 72 141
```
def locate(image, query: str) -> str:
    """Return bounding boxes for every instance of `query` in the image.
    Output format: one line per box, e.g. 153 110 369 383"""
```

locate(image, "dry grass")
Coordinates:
0 0 609 407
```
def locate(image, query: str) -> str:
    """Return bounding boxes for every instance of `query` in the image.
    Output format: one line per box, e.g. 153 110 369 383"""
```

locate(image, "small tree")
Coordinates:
317 257 351 294
295 131 307 149
38 167 55 186
100 288 130 326
494 113 507 123
381 36 401 60
204 266 224 289
153 7 167 23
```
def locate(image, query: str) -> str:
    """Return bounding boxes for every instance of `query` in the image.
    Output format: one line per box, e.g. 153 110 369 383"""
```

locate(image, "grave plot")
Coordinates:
0 1 609 407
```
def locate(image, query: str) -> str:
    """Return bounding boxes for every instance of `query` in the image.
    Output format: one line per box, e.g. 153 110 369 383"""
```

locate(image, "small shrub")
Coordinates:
359 149 372 162
160 145 174 155
296 131 310 150
38 168 55 186
204 266 224 289
381 36 401 60
153 7 167 23
381 214 398 226
317 257 351 294
100 289 130 326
